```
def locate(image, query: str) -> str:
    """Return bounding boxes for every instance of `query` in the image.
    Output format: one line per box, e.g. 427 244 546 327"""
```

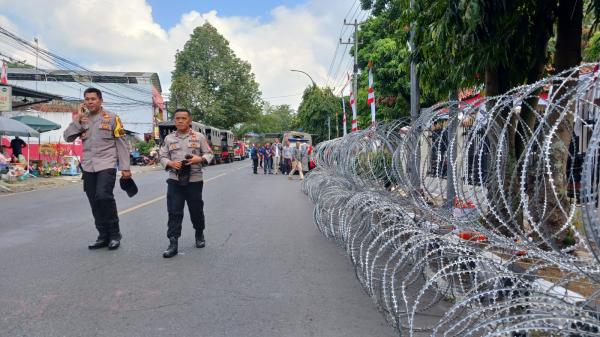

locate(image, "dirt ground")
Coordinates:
0 165 161 195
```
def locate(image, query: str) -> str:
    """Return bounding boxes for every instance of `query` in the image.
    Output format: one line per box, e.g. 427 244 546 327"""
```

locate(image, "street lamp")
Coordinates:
290 69 316 87
290 69 331 140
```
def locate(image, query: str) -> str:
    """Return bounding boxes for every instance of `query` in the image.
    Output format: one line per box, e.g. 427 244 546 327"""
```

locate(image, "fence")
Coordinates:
302 64 600 336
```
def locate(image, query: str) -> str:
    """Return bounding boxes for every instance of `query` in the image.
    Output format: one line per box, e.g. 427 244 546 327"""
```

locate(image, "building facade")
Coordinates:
7 68 164 137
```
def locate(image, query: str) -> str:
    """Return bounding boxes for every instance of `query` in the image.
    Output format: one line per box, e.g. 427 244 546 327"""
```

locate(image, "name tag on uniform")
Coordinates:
99 123 111 130
169 143 180 150
188 141 200 148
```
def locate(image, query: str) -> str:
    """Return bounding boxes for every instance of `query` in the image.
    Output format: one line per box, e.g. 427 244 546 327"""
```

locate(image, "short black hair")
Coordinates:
83 87 103 99
174 108 191 117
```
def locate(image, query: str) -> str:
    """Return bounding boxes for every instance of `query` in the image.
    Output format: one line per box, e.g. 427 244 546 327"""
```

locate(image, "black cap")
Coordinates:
120 177 138 198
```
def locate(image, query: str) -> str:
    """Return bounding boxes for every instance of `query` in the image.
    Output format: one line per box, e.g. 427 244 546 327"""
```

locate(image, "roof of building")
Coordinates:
27 101 78 113
9 84 62 100
8 68 162 92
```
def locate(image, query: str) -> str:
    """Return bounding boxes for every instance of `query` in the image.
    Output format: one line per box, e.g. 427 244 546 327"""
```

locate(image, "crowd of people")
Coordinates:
249 138 310 180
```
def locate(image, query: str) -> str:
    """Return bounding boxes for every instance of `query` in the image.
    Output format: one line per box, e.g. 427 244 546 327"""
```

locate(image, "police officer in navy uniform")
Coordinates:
159 108 213 258
64 88 131 250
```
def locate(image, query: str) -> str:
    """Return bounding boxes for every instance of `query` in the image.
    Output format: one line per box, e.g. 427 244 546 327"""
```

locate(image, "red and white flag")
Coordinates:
350 89 358 132
1 61 7 84
367 62 376 125
342 93 347 136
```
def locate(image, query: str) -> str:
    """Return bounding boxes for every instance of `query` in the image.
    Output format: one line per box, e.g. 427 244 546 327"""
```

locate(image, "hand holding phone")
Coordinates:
78 104 89 124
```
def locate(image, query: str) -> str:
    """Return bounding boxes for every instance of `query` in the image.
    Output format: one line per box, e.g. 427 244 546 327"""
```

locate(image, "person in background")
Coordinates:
10 136 26 158
149 146 159 166
272 138 282 175
282 140 292 175
258 144 264 168
263 142 273 174
250 143 259 174
288 141 305 180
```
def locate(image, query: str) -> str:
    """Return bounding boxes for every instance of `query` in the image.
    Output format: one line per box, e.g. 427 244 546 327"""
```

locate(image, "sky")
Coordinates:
0 0 367 110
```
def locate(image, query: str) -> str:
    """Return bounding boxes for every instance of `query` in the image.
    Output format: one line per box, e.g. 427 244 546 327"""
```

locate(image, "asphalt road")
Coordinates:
0 160 397 337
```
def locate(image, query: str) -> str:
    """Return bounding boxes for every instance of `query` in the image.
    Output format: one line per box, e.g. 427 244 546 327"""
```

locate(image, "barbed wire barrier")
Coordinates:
302 63 600 336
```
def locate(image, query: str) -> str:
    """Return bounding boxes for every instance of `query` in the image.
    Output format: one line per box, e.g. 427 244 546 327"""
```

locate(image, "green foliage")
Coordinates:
169 23 262 129
353 5 428 122
296 86 340 143
235 103 295 138
134 139 156 156
584 30 600 61
358 0 560 99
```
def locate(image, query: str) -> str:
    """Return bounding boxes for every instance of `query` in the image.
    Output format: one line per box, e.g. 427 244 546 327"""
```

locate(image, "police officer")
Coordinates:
64 87 131 250
159 108 213 258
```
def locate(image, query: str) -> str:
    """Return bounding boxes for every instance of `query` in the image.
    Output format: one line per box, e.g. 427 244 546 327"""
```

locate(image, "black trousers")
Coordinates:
282 159 292 175
252 158 258 173
166 180 205 239
83 169 120 240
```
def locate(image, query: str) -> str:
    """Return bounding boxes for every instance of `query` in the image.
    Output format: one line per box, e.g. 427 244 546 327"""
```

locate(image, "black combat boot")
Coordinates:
108 239 121 250
88 238 109 250
195 233 205 248
163 237 178 258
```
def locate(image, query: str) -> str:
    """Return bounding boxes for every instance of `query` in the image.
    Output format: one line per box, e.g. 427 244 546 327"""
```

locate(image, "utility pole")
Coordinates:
327 116 331 140
341 19 361 130
34 36 39 91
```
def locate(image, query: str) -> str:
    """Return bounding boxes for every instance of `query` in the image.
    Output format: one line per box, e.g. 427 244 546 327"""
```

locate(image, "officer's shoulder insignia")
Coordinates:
191 131 201 141
113 115 126 138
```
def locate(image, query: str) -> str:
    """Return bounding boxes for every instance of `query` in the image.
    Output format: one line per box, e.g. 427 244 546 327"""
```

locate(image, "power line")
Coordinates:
325 0 370 88
0 26 155 106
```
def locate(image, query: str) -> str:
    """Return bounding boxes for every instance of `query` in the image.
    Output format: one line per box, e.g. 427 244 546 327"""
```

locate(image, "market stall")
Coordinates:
0 116 39 187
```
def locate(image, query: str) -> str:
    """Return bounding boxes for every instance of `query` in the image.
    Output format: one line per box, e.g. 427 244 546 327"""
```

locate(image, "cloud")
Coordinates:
0 0 357 109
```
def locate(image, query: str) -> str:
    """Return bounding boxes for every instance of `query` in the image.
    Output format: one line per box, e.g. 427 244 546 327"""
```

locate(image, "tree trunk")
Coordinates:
517 0 554 158
484 65 519 238
536 0 582 249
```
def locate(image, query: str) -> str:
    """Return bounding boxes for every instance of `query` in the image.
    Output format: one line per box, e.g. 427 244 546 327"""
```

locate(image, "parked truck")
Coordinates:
220 130 235 163
204 125 222 165
234 141 247 160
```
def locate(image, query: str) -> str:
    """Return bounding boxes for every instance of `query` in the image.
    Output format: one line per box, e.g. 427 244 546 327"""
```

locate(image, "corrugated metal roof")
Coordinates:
8 68 162 92
8 68 156 78
10 80 155 135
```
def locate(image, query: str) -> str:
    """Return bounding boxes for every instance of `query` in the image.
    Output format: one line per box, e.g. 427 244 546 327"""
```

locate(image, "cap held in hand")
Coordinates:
120 177 138 197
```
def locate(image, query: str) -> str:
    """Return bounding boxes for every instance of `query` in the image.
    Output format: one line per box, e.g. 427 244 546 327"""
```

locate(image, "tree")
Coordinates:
296 86 340 143
351 5 441 124
235 103 295 137
360 0 598 248
169 23 262 129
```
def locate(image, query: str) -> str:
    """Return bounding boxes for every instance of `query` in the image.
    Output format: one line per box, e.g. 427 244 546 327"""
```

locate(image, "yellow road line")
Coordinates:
118 170 233 216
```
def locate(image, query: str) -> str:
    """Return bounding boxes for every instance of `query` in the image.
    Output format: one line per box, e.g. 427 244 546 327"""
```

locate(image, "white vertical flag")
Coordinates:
367 61 376 125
